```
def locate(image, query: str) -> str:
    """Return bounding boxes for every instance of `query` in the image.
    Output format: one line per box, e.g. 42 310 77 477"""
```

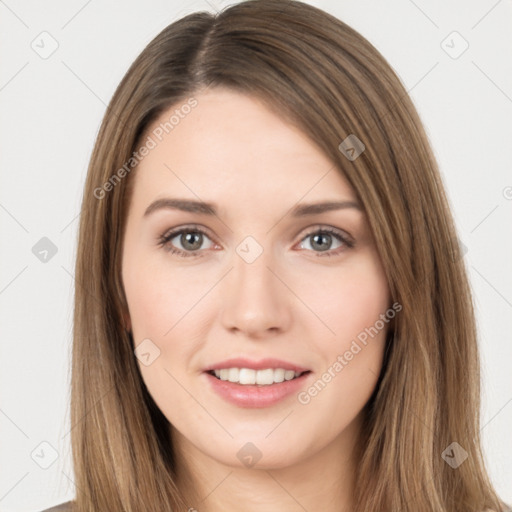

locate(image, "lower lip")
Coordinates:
204 371 312 408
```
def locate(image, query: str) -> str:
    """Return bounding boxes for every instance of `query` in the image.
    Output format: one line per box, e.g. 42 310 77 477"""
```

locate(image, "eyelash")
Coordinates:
157 224 355 258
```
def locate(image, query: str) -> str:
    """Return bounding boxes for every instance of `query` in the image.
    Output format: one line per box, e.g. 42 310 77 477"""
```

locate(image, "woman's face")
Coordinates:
121 87 391 470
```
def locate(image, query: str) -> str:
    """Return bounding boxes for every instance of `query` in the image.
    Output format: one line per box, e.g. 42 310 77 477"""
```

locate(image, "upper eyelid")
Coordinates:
161 224 216 243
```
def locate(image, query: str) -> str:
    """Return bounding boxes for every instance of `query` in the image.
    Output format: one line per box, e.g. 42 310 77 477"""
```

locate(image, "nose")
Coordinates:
220 246 292 338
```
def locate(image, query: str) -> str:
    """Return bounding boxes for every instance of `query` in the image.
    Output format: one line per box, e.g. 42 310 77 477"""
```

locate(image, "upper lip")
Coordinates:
203 358 310 373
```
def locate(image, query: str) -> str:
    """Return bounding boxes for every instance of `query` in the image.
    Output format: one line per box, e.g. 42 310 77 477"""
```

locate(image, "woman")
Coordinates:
43 0 508 510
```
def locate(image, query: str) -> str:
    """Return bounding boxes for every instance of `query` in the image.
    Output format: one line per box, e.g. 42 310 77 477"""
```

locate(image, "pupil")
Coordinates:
312 233 331 251
182 232 202 250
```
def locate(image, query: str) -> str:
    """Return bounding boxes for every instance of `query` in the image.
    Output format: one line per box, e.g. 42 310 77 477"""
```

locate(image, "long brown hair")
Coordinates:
71 1 506 510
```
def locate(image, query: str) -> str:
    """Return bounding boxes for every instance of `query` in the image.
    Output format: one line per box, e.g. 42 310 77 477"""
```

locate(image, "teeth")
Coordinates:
212 368 304 385
239 368 256 385
227 368 239 382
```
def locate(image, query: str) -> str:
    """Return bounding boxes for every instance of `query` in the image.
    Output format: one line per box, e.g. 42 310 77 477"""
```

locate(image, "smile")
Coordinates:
208 367 309 386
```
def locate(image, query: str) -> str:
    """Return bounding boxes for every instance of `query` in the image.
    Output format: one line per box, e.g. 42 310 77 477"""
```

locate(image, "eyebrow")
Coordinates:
143 198 362 218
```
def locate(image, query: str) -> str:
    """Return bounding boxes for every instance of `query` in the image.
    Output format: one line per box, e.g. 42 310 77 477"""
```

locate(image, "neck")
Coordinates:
171 412 363 512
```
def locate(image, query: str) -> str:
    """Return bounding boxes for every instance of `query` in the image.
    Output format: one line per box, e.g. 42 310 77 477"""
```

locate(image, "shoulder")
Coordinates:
39 501 74 512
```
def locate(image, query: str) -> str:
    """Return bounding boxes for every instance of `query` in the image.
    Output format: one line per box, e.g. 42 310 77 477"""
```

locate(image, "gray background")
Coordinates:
0 0 511 510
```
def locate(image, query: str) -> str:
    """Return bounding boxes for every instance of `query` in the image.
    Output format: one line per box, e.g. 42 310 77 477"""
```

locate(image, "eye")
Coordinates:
297 227 354 257
157 225 217 258
157 225 354 258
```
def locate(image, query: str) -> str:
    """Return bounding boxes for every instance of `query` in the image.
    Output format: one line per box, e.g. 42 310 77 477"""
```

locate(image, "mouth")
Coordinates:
203 360 313 408
206 368 312 386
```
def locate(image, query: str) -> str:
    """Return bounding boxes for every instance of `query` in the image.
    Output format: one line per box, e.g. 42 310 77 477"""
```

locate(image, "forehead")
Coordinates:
130 88 356 208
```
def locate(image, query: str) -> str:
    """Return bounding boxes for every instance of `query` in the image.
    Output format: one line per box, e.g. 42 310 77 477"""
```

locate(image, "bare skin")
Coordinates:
121 87 391 512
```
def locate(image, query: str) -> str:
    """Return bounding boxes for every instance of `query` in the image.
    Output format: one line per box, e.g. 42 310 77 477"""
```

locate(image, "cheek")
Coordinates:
297 291 389 442
332 279 390 344
294 250 390 408
123 253 207 338
300 252 390 345
123 253 211 400
123 258 204 417
298 338 385 446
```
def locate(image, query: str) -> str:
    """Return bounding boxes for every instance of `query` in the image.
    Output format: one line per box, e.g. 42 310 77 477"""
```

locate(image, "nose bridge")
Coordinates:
233 243 274 295
220 236 289 335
